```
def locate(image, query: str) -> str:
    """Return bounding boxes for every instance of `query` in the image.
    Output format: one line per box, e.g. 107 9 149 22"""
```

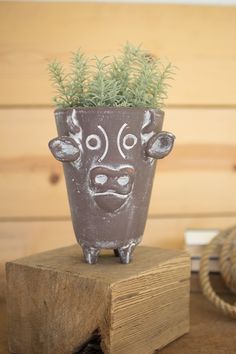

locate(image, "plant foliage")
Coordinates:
48 43 176 109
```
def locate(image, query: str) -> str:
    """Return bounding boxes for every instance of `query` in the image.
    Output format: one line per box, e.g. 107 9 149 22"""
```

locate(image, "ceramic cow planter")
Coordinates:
49 107 175 264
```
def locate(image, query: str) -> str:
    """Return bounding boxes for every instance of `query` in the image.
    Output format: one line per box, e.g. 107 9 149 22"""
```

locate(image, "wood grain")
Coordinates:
0 3 236 330
2 108 236 157
0 3 236 106
0 216 235 299
1 216 235 260
1 164 236 218
1 293 236 354
6 245 190 354
1 108 236 218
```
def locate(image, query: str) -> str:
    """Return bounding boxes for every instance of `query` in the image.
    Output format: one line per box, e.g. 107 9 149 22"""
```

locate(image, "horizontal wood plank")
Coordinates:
2 108 236 159
1 108 236 218
0 3 236 106
0 215 235 297
1 216 235 258
1 169 236 217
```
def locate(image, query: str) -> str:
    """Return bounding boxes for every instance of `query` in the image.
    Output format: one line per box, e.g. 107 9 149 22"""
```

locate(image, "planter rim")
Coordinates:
54 106 164 115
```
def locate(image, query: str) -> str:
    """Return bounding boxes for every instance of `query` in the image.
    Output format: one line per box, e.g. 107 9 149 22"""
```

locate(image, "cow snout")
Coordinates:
90 166 134 196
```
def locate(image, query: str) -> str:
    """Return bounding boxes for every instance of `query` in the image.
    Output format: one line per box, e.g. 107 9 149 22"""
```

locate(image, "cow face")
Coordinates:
49 108 175 213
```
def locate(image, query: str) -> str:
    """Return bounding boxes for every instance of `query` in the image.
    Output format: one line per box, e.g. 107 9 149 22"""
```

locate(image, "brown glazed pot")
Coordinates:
49 107 175 264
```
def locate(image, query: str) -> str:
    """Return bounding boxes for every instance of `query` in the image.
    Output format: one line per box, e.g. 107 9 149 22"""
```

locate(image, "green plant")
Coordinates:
48 43 175 109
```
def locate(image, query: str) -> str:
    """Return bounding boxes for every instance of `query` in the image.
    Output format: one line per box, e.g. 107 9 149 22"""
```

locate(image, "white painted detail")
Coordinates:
123 134 137 150
98 125 109 161
87 254 92 263
68 110 83 152
143 131 155 143
72 160 82 170
54 140 78 157
117 175 129 186
72 109 78 126
94 191 127 199
143 110 151 129
141 110 155 144
117 123 127 159
92 163 133 171
95 174 108 185
86 134 101 150
69 131 83 155
149 137 162 153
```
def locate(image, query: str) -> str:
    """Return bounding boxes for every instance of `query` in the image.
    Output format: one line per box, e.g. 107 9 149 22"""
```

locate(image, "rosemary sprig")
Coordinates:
48 43 176 109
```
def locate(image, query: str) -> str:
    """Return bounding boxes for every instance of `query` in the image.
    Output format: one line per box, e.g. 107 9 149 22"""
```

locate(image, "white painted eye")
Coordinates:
123 134 137 150
86 134 101 150
117 176 129 186
95 174 108 185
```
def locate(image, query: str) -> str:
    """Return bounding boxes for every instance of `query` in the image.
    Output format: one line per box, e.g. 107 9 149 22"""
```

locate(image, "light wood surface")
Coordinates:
6 245 190 354
0 3 236 106
1 292 236 354
1 108 236 218
1 216 235 298
0 2 236 291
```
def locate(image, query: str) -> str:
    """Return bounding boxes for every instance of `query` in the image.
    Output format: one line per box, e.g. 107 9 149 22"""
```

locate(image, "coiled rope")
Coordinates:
199 226 236 318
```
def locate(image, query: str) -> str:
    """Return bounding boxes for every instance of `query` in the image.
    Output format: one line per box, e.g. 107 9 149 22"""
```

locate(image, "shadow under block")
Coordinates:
6 245 190 354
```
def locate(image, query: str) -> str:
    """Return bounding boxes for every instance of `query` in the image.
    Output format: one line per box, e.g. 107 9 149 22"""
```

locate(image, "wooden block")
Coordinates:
6 245 190 354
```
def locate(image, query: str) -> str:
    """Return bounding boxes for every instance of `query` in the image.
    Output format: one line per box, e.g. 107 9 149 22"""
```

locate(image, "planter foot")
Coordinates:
118 243 136 264
82 246 100 264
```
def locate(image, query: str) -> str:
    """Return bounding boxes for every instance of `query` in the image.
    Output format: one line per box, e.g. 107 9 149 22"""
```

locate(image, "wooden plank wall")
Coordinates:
0 2 236 294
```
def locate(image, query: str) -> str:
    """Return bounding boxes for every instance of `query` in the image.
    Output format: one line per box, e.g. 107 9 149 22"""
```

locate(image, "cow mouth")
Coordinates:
94 191 127 199
93 191 129 213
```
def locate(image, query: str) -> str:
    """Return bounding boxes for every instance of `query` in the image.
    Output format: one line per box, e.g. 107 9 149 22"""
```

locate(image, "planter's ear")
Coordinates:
49 136 80 162
146 132 175 159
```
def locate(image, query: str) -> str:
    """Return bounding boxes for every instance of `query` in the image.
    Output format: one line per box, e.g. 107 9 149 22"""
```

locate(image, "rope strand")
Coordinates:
199 226 236 318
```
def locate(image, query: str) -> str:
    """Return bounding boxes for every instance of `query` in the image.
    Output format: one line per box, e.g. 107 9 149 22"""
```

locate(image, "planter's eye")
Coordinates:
86 134 101 150
123 134 137 150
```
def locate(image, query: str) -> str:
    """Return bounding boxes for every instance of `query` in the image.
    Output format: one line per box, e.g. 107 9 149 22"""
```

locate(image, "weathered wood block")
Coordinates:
6 245 190 354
